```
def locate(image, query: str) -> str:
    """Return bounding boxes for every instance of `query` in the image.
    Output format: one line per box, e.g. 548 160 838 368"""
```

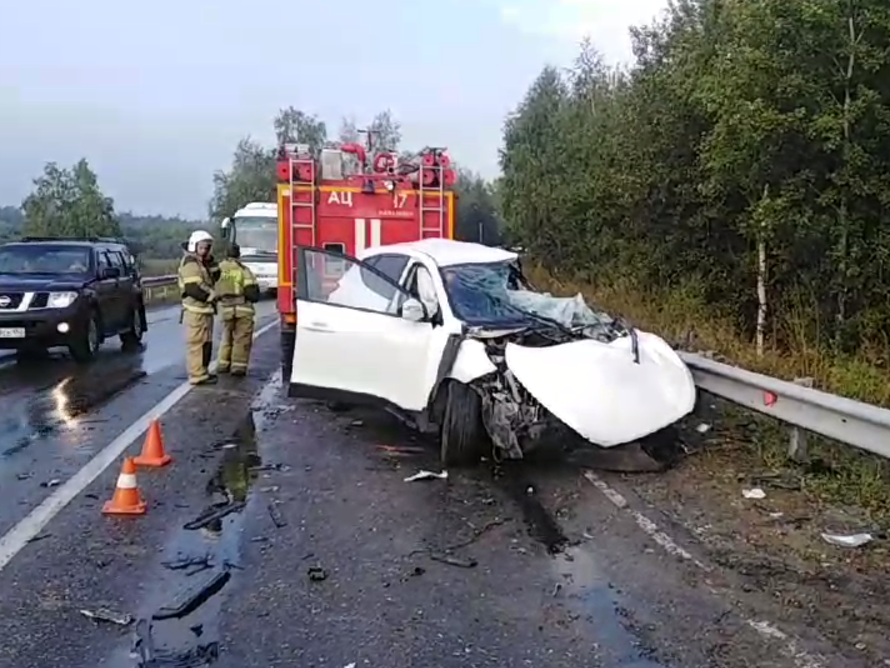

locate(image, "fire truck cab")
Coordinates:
276 141 457 379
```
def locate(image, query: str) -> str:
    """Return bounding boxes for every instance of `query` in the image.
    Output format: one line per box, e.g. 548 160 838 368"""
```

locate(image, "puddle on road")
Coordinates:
0 358 147 459
120 379 281 667
554 546 670 668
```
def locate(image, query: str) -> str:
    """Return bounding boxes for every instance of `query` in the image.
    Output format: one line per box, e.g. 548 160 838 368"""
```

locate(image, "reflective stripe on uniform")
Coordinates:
183 303 214 315
179 254 215 313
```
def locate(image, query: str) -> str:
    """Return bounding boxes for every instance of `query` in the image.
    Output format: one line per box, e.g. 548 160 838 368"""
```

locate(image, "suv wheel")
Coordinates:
120 306 145 350
69 312 101 363
440 381 488 467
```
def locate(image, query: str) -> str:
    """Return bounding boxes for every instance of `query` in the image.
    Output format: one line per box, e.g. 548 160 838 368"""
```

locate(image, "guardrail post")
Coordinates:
788 376 814 462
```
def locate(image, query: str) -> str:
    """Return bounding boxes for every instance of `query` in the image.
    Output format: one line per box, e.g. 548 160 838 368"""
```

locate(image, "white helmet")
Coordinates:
186 230 214 252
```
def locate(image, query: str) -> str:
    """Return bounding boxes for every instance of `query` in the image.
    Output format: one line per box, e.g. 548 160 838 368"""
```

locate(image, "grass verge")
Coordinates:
528 265 890 521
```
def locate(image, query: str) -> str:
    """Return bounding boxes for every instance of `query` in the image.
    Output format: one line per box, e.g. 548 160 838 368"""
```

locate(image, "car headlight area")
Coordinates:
47 291 79 308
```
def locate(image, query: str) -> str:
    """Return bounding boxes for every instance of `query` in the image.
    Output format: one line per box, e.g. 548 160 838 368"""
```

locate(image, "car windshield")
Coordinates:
440 261 615 331
234 217 277 256
0 245 91 274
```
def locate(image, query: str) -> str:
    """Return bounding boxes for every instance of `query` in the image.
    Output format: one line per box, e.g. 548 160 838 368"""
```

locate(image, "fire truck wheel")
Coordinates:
440 381 487 467
280 326 295 382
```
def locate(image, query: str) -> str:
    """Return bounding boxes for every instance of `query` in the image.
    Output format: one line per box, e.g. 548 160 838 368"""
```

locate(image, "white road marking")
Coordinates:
583 470 826 668
0 318 279 572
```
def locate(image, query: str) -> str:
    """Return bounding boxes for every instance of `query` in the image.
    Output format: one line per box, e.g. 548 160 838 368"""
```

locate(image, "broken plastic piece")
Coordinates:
430 554 477 568
404 470 448 482
152 570 231 620
80 607 133 625
820 532 874 548
742 488 766 499
183 502 246 530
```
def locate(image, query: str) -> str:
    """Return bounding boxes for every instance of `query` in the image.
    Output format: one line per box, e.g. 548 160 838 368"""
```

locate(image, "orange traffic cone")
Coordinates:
133 420 172 467
102 457 147 515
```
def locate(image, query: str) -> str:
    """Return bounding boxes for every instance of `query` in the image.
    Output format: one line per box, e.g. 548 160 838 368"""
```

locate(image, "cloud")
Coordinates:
496 0 669 63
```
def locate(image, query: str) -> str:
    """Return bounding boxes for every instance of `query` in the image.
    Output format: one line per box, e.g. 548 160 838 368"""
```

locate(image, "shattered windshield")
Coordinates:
440 261 615 331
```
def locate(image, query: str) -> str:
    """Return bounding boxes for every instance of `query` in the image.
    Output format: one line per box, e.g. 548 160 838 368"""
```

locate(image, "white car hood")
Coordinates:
504 332 696 447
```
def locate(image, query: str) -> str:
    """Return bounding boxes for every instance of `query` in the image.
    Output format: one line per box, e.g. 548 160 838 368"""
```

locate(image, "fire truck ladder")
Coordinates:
418 160 446 239
290 155 317 286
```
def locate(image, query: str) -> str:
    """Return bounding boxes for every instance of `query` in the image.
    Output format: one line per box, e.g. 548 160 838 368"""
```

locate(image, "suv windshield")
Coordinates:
235 217 277 255
441 261 615 331
0 245 91 274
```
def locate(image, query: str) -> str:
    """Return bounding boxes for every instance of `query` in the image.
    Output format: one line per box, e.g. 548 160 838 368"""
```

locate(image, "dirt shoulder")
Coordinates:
621 407 890 664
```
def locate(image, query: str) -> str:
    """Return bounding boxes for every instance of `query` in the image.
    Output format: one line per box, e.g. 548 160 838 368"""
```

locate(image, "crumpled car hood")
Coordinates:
504 331 696 447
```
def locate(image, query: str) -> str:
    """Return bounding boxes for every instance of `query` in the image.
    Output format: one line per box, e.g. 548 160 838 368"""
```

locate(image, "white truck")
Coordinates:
220 202 279 295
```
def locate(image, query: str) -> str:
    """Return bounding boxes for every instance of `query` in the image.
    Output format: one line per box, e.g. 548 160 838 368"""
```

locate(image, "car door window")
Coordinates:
108 251 124 274
96 251 110 275
298 247 413 316
365 253 409 284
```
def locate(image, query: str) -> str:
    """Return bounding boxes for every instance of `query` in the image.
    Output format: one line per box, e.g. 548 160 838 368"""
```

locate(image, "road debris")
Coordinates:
377 444 424 457
250 462 290 473
27 532 52 544
152 569 232 621
183 502 246 530
308 566 328 581
80 607 133 626
742 488 766 499
404 469 448 482
821 532 874 548
160 555 213 576
40 478 61 488
267 502 287 528
430 553 477 568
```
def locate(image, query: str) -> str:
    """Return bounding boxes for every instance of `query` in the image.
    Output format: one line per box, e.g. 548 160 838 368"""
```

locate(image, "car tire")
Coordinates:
440 381 488 467
120 305 146 350
69 311 101 363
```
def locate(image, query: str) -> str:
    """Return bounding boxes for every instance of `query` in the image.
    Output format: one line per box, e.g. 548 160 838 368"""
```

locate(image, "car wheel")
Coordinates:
69 311 101 363
120 305 145 350
440 381 488 467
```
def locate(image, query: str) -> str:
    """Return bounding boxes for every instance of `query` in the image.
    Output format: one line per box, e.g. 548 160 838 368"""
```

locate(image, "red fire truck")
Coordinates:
275 141 457 379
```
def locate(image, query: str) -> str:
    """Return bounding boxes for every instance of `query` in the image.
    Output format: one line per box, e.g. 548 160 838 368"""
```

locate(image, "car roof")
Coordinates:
364 239 518 267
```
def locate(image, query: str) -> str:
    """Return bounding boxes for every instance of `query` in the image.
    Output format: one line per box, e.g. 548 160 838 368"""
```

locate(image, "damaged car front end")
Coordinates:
440 262 697 472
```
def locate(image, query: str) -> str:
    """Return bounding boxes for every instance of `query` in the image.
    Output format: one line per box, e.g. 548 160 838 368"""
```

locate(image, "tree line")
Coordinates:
499 0 890 358
0 164 196 263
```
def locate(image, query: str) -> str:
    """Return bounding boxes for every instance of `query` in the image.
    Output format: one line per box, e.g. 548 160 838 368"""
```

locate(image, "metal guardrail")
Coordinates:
679 351 890 461
141 275 178 302
142 275 177 287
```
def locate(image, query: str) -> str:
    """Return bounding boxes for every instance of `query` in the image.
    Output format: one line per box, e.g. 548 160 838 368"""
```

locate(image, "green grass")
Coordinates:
528 264 890 520
140 258 179 277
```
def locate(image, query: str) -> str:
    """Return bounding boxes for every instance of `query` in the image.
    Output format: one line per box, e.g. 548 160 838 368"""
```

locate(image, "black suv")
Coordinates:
0 237 148 362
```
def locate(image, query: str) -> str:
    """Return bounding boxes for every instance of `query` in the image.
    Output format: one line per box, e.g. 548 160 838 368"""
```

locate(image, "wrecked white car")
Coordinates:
289 239 697 471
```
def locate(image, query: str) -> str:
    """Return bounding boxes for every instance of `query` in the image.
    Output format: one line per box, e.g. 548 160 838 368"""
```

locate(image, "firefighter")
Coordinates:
215 243 260 376
178 230 221 385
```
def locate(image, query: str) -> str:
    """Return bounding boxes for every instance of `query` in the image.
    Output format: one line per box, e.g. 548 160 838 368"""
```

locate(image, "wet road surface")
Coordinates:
0 309 878 667
0 300 278 539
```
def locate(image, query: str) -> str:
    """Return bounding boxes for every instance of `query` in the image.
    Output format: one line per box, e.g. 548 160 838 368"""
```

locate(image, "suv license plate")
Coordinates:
0 327 25 338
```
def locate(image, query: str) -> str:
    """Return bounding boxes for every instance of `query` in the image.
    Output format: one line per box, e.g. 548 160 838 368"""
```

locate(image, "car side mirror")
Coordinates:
220 217 231 240
400 297 427 322
100 266 121 279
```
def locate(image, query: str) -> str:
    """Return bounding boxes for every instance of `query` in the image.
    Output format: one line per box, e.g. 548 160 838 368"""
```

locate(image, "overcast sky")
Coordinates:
0 0 667 219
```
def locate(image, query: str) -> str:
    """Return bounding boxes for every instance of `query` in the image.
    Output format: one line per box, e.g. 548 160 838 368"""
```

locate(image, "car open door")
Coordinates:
288 247 441 412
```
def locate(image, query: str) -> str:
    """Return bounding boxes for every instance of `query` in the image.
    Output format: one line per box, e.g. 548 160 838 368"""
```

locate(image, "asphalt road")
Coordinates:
0 303 879 668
